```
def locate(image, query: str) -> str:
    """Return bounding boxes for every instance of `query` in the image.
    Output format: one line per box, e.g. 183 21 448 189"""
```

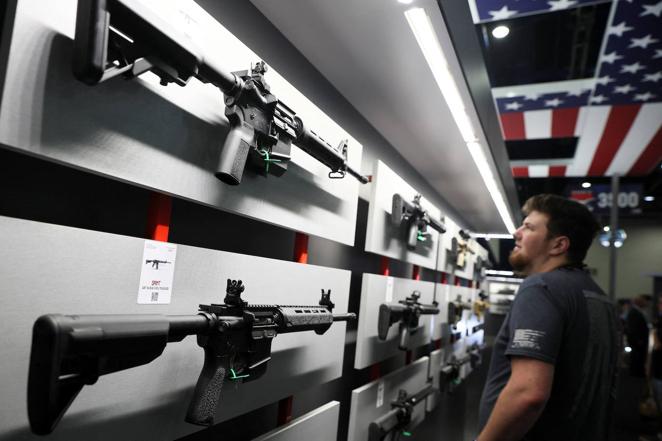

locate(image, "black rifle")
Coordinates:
447 294 472 327
145 259 170 269
391 194 446 249
368 384 436 441
72 0 369 185
377 291 439 350
439 345 483 392
27 279 355 435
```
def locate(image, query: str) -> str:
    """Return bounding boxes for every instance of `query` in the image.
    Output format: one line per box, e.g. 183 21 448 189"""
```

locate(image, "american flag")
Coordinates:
470 0 608 22
470 0 662 178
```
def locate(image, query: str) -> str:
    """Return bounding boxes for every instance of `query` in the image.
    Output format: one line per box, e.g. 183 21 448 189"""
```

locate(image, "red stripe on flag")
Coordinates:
500 113 525 140
512 166 529 177
628 124 662 176
549 166 566 177
588 104 641 176
551 108 579 138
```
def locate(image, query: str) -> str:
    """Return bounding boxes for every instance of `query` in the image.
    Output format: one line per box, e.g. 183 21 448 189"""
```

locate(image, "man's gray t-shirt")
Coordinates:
478 267 619 441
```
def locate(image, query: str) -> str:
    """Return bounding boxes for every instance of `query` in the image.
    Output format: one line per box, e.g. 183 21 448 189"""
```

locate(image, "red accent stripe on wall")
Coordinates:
293 233 309 264
549 165 567 177
551 107 579 138
380 256 390 276
146 193 172 242
277 397 293 426
500 113 526 140
512 166 529 177
588 104 641 176
629 125 662 176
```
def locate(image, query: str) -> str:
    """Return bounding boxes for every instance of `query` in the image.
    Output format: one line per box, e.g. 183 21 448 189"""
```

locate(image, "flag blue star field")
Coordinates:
472 0 662 178
593 0 662 105
470 0 607 23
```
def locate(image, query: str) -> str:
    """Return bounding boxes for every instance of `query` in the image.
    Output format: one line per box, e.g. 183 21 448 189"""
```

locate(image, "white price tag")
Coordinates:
385 277 394 303
376 381 385 408
138 240 177 304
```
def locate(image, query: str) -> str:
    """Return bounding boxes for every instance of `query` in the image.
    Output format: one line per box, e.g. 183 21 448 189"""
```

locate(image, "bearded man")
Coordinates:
476 194 619 441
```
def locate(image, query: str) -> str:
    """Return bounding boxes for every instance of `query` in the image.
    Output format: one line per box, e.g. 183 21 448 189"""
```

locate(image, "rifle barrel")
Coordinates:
346 165 369 184
333 312 357 322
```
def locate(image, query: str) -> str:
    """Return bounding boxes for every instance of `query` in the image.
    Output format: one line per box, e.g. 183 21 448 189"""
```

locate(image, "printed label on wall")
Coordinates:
376 381 385 408
385 277 394 303
138 240 177 304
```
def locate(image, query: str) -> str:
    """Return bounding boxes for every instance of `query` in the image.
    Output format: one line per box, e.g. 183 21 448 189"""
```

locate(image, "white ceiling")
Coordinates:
251 0 517 233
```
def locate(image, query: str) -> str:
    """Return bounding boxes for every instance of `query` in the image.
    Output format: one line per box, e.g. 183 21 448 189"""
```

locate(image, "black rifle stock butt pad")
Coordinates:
377 304 394 341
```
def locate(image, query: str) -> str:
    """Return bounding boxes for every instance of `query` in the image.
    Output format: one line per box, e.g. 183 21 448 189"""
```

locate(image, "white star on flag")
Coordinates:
566 89 587 97
614 84 636 94
640 1 662 17
608 21 634 37
655 49 662 59
634 92 655 101
544 98 563 107
596 75 615 85
643 71 662 82
489 6 519 20
548 0 578 11
524 93 540 100
601 51 623 64
629 34 659 49
621 62 645 74
505 102 523 110
590 95 607 104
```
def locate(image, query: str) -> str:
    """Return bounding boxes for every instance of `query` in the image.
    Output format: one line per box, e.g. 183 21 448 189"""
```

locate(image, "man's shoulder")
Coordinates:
537 267 602 293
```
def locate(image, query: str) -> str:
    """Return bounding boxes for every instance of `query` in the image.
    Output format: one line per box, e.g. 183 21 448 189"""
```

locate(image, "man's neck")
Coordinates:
524 257 571 276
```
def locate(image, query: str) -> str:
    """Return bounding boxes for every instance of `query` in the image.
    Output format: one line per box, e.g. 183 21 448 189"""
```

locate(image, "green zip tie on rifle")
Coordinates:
402 431 412 437
417 230 426 242
229 368 249 380
258 149 281 175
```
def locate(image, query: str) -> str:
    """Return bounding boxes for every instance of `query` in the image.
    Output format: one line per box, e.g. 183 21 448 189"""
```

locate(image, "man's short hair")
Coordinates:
522 194 600 265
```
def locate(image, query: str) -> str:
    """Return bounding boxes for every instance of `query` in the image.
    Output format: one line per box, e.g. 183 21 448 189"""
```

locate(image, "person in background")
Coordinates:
627 295 652 378
477 194 619 441
648 295 662 440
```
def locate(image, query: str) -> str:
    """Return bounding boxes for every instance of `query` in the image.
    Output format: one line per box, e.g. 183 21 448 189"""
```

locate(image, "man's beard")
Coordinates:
508 248 529 274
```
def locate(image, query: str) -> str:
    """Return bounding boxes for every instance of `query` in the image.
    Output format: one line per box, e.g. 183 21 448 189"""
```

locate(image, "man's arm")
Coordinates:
477 357 554 441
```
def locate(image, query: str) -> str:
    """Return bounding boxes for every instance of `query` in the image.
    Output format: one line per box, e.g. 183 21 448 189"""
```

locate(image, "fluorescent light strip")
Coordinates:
486 270 514 276
404 8 516 233
467 141 517 233
474 233 514 239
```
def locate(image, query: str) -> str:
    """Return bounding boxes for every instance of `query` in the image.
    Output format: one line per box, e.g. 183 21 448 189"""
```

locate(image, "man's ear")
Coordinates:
549 236 570 257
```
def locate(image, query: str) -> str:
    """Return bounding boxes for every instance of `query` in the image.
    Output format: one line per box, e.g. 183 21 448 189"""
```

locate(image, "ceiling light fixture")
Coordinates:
398 0 414 4
474 233 515 239
486 269 515 276
491 25 510 39
404 8 516 233
644 196 655 202
581 182 591 188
